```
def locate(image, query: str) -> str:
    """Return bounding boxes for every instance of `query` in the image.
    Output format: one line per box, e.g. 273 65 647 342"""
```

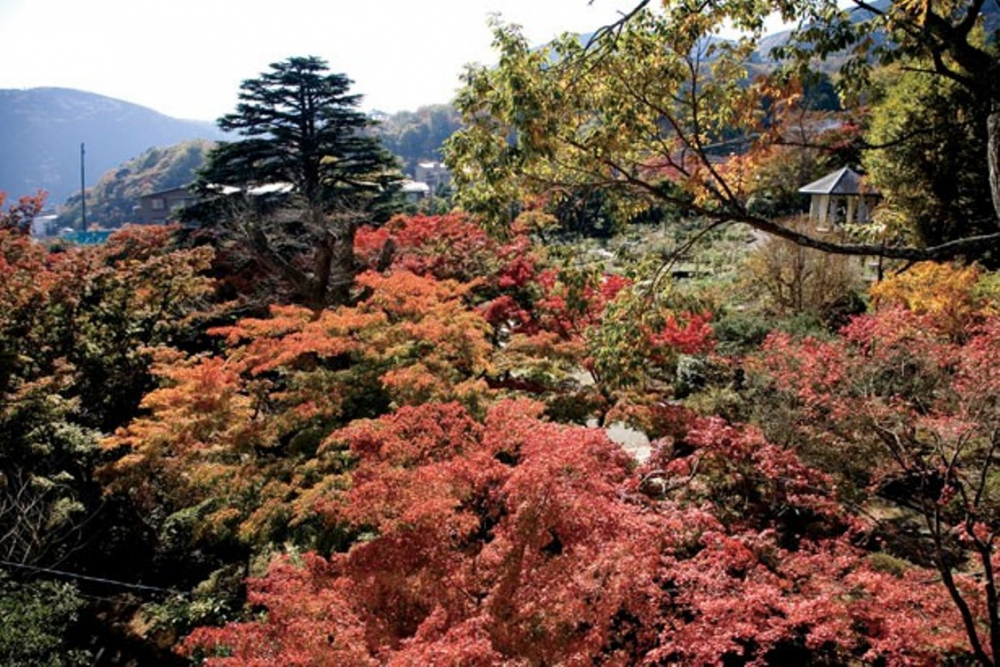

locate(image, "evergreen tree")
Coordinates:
195 56 401 307
865 64 994 252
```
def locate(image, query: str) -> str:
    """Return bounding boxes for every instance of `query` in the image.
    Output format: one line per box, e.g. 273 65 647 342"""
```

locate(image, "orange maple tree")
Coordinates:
0 190 46 234
103 267 495 547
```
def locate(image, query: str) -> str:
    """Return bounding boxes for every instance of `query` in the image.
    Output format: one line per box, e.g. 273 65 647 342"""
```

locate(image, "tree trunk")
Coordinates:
989 107 1000 223
309 237 334 309
324 220 358 308
305 209 359 310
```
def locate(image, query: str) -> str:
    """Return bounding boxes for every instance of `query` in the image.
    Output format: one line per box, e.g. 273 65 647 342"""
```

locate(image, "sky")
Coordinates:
0 0 647 121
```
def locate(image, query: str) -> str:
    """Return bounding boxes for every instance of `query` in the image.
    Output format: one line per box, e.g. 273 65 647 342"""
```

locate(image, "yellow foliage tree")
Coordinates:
870 262 983 336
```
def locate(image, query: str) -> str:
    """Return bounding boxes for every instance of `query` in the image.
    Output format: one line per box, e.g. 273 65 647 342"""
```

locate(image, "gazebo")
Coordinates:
798 167 878 230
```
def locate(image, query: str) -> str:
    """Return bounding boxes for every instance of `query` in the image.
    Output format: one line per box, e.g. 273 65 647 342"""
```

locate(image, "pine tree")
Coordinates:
196 56 401 307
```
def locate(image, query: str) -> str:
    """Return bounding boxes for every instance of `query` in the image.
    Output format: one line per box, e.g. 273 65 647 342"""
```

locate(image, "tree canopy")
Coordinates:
195 56 402 307
446 1 1000 261
372 104 463 175
2 202 1000 663
202 56 399 212
864 62 994 249
6 4 1000 664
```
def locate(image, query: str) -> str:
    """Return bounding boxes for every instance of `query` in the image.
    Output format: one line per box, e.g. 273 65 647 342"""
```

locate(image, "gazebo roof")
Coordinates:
798 167 876 196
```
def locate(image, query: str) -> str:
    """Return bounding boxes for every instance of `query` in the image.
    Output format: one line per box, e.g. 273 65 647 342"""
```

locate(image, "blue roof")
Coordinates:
61 230 113 245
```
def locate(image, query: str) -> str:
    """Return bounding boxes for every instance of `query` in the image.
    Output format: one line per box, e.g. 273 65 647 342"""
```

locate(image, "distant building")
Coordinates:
401 180 431 203
798 167 879 230
414 161 451 193
137 186 198 224
137 182 298 225
31 211 59 238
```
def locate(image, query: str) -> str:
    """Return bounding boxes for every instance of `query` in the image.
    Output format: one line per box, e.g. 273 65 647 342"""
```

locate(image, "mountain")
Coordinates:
57 139 214 229
0 87 226 207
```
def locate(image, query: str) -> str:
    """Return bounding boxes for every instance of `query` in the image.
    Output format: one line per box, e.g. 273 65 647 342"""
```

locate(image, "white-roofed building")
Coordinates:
401 180 431 203
799 167 879 230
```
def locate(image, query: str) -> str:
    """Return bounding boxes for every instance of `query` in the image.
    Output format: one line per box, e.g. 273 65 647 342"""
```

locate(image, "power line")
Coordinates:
0 560 183 596
80 142 87 231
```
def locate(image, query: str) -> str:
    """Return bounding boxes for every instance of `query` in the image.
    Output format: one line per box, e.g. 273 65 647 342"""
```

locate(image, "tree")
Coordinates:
372 104 464 174
780 0 1000 227
183 400 974 665
102 267 496 553
741 216 864 322
0 225 214 567
0 190 46 235
195 56 402 308
864 62 994 250
0 573 91 666
757 271 1000 665
446 2 1000 263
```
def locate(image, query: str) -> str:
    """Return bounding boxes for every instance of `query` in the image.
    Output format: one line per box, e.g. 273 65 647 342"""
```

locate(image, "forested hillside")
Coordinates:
2 2 1000 665
55 139 214 229
371 104 463 174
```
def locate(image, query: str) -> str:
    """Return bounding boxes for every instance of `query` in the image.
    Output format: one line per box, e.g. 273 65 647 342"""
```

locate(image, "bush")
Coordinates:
0 573 91 666
741 219 865 322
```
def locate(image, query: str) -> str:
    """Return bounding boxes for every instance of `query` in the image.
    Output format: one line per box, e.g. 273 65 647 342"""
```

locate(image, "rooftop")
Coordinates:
798 167 877 196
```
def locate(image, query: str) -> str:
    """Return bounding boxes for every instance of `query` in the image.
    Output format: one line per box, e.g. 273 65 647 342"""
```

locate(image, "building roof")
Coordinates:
139 185 193 199
798 167 877 196
209 182 295 196
401 180 430 194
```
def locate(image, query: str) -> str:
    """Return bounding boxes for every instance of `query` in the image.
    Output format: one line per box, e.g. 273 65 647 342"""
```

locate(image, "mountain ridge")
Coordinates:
0 87 227 207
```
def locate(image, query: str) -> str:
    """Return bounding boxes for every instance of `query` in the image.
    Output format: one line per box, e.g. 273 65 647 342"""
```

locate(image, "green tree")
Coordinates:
195 56 402 308
373 104 463 174
0 574 91 666
446 2 1000 262
780 0 1000 225
864 63 994 252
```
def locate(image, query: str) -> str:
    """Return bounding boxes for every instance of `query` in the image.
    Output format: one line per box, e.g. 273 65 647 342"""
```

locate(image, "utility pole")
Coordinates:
80 143 87 231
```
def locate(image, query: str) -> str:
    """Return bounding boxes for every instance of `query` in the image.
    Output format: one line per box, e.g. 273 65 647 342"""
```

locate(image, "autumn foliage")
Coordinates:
357 213 715 421
5 201 1000 665
173 248 1000 665
0 223 214 575
0 190 46 234
756 290 1000 664
83 215 991 664
182 400 975 665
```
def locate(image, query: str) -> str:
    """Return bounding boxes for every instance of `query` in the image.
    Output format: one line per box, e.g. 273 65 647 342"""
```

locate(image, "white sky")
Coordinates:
0 0 645 120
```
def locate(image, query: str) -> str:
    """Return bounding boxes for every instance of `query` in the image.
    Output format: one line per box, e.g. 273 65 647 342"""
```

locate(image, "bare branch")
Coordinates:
584 0 651 51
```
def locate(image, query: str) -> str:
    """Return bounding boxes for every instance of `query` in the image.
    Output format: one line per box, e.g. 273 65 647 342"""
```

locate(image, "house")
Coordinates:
136 186 199 224
414 161 451 193
137 182 297 225
31 211 59 238
798 166 879 230
401 180 431 203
